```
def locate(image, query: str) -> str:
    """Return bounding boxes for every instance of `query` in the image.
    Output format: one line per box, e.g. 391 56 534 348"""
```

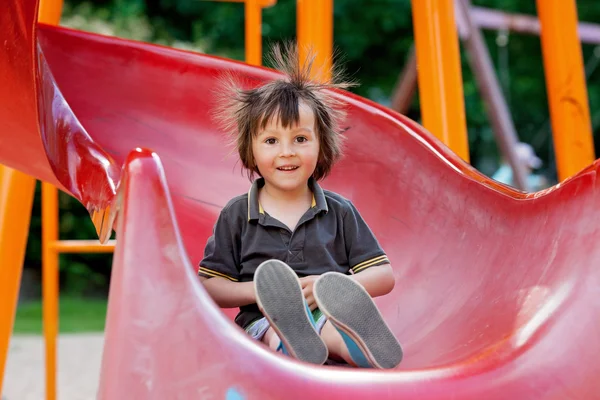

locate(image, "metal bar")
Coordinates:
38 0 63 25
455 0 529 190
206 0 279 66
42 183 59 400
323 0 333 76
211 0 276 6
470 6 600 45
244 0 262 66
51 240 116 253
390 46 418 115
394 5 600 117
38 2 64 397
536 0 595 181
0 166 35 396
297 0 333 82
410 0 470 162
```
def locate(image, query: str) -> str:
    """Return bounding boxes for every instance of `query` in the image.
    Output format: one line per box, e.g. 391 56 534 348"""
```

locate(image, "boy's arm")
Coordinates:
198 209 250 308
350 263 395 298
342 200 395 298
199 276 256 308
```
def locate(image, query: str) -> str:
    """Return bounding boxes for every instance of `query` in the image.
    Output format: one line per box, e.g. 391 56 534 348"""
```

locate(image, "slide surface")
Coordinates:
2 1 600 398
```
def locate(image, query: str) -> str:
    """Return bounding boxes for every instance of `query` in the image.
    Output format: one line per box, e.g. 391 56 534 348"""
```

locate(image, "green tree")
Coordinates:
34 0 600 295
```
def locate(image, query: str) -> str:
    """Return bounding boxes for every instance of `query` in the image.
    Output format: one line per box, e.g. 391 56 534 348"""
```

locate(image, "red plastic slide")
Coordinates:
2 0 600 398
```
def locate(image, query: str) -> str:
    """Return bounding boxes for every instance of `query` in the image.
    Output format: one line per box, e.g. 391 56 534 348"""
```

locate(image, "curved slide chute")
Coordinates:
1 1 600 398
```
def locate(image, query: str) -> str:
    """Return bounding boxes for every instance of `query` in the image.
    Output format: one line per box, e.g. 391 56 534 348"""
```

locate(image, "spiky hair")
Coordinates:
213 41 356 181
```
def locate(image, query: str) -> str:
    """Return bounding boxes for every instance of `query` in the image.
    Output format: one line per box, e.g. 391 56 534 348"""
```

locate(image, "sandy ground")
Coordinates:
2 334 104 400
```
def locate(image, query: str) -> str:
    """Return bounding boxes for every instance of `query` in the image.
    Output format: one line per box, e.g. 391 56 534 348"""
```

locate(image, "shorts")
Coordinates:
244 308 327 341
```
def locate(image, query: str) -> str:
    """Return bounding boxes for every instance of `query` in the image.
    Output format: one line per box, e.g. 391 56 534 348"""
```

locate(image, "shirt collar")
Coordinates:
247 177 328 221
308 176 328 214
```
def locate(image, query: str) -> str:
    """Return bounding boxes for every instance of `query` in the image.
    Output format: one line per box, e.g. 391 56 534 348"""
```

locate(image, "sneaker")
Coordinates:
313 272 403 369
254 259 328 365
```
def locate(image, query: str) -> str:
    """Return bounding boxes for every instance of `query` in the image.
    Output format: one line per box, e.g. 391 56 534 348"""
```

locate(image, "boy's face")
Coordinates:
252 101 320 194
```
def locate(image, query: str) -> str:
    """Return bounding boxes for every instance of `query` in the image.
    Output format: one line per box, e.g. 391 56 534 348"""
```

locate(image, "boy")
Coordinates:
198 43 402 369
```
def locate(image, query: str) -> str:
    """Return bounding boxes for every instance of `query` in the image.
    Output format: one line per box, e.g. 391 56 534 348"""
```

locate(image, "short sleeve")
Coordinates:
343 201 389 274
198 211 240 281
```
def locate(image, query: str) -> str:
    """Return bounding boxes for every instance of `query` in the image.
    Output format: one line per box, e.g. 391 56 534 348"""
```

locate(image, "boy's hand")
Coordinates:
299 275 319 310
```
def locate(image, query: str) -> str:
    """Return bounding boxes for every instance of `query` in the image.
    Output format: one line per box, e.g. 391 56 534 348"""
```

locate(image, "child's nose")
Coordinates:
280 142 295 156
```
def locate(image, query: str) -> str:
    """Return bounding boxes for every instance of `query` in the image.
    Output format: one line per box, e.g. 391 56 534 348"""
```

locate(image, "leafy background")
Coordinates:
20 0 600 299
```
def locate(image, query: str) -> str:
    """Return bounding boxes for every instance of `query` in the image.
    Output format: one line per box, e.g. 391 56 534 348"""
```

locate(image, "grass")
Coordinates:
13 297 108 334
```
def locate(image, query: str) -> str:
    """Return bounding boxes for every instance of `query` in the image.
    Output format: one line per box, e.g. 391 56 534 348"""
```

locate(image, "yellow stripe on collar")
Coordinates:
249 182 313 220
247 187 252 221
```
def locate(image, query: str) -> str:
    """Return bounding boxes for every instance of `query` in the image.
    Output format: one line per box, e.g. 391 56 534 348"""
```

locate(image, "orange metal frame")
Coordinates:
536 0 595 181
410 0 470 162
297 0 333 82
0 1 117 399
210 0 277 66
0 167 36 396
0 0 596 399
41 183 115 400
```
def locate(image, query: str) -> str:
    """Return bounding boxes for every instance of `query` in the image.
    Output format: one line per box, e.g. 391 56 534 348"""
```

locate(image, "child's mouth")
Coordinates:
277 165 299 172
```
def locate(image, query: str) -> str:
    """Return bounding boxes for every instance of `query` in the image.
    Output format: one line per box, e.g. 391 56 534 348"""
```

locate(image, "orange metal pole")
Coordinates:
322 0 333 74
37 1 63 398
42 183 59 400
297 0 333 82
211 0 276 6
209 0 278 65
0 167 36 396
38 0 64 25
410 0 470 162
536 0 595 181
244 0 262 66
51 240 116 253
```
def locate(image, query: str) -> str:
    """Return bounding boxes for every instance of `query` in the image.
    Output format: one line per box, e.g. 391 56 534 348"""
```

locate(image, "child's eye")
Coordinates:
296 136 308 143
265 138 277 145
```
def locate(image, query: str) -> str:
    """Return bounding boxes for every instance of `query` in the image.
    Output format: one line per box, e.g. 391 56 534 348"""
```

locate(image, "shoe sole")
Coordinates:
314 272 403 369
254 260 328 365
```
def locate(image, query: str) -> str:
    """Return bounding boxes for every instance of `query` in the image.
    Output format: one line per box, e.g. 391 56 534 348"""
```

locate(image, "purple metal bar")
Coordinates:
390 46 418 115
393 5 600 108
470 6 600 45
455 0 530 190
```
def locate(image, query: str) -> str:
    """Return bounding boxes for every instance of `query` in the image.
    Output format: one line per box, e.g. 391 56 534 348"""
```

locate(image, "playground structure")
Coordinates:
1 0 600 398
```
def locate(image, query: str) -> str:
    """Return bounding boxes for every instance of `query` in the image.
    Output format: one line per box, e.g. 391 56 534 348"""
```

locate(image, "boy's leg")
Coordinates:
262 327 281 350
244 317 281 350
319 320 358 366
254 259 328 365
314 272 403 369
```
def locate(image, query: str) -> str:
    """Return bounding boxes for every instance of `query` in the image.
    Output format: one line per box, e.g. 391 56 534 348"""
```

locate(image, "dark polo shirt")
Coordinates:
198 177 389 329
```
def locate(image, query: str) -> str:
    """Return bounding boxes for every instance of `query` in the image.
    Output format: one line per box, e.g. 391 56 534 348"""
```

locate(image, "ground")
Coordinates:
2 297 106 400
3 333 104 400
